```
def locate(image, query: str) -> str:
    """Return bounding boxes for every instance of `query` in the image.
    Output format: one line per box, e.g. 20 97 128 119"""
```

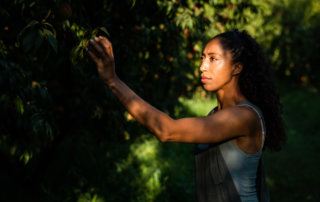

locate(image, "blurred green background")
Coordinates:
0 0 319 201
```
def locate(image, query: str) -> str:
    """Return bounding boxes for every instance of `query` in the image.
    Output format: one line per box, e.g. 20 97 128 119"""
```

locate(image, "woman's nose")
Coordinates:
200 61 208 72
200 65 205 72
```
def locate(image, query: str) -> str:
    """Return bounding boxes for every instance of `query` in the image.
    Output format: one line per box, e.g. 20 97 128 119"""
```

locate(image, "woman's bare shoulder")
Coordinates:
210 105 260 133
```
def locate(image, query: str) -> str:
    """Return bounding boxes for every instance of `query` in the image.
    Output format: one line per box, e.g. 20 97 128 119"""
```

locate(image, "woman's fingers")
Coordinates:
86 36 116 83
89 39 105 58
97 36 114 58
86 36 115 67
98 35 111 46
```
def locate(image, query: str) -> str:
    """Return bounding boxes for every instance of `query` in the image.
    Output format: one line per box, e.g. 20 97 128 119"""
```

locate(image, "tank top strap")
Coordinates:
236 101 266 151
208 106 218 116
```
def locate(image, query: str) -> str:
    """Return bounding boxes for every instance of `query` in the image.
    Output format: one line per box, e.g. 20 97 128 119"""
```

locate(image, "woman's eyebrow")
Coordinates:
202 52 221 56
208 52 221 56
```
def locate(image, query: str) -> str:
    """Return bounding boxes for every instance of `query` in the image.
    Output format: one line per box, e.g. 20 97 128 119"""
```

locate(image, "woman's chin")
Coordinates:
202 84 214 92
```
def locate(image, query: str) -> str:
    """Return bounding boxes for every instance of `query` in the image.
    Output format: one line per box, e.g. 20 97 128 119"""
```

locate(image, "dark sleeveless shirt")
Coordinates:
194 103 270 202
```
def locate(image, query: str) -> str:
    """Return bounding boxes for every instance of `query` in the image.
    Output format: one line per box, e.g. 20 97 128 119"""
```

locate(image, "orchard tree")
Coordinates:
0 0 266 201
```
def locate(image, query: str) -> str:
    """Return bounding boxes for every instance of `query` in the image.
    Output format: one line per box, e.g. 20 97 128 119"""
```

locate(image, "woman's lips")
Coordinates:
201 76 211 83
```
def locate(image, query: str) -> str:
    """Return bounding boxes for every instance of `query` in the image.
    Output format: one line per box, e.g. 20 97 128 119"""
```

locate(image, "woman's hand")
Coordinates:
86 36 118 85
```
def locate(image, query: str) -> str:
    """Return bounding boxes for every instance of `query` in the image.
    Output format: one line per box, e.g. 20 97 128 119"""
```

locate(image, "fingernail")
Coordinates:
90 39 94 43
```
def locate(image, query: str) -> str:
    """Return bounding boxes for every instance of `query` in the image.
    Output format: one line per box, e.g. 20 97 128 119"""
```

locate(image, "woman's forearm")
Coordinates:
106 77 173 141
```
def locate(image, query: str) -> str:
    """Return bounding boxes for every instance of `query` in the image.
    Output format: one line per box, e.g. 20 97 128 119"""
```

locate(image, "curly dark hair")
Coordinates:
213 29 286 151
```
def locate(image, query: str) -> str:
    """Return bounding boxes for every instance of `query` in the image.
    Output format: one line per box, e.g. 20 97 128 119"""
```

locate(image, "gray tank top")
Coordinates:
219 101 266 202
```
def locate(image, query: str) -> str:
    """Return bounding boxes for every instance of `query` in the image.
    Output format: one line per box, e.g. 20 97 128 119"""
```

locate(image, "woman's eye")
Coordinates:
210 57 216 62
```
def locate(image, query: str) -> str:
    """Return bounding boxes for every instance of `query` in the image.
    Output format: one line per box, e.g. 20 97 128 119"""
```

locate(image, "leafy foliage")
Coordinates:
0 0 318 201
267 0 320 89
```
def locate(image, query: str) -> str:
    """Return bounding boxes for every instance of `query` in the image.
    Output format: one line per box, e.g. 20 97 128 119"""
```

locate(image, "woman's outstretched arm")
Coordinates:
86 36 257 144
86 36 174 142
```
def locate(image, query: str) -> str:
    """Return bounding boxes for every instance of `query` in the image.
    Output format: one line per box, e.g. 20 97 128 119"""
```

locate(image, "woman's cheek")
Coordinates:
215 61 225 70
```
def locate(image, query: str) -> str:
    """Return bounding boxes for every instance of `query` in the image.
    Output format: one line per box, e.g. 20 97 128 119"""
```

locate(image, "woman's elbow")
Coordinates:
155 128 173 142
157 130 180 143
154 118 176 142
157 132 169 142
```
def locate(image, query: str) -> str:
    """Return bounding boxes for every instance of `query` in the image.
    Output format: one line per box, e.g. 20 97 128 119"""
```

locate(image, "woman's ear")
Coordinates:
232 62 243 76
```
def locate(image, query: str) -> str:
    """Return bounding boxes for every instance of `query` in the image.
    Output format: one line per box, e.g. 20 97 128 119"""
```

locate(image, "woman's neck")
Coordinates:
216 84 247 110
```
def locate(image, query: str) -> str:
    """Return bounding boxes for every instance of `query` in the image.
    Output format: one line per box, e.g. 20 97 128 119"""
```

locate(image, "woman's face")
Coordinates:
200 38 236 92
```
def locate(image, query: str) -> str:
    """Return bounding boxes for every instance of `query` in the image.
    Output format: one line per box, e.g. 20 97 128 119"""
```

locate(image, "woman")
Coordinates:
86 29 286 202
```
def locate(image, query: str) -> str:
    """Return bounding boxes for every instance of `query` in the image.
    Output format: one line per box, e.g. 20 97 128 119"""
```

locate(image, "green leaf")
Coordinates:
99 27 110 37
22 30 38 52
46 31 58 53
33 29 44 52
131 0 136 8
42 22 56 36
21 29 44 53
45 122 53 136
23 20 39 30
42 28 53 36
18 20 39 39
39 88 48 99
15 97 24 115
